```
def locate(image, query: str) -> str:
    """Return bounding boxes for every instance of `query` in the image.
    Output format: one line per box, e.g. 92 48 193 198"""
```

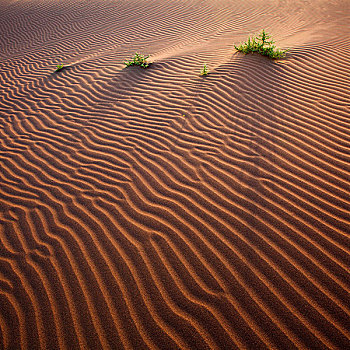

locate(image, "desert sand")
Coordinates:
0 0 349 349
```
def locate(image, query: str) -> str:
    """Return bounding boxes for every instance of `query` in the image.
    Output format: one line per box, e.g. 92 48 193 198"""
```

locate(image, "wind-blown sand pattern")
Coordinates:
1 0 350 349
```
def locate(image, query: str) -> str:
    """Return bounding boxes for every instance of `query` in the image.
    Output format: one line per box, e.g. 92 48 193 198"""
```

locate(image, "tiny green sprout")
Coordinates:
55 64 64 72
124 53 150 68
200 64 209 76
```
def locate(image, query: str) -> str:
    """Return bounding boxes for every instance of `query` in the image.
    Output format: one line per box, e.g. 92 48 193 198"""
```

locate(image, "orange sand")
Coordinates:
0 0 349 348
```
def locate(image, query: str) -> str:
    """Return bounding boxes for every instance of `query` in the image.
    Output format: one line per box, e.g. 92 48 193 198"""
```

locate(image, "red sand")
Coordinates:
0 0 349 348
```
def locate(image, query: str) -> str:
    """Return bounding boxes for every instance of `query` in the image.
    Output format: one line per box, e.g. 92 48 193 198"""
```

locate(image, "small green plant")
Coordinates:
200 64 209 76
124 53 150 68
234 29 289 59
55 64 64 72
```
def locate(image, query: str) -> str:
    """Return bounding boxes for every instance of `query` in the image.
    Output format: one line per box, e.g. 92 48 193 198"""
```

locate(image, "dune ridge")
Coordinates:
1 0 350 349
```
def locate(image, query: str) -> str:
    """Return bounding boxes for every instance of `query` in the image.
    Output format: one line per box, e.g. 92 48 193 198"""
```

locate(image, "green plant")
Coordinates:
234 29 289 59
55 64 64 72
200 64 209 76
124 53 150 68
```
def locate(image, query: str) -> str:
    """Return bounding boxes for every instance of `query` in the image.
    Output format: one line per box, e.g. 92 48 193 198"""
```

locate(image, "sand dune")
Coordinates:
0 0 349 349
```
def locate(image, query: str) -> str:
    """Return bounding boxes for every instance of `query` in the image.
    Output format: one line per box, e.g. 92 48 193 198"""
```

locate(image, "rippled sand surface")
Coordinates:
0 0 349 348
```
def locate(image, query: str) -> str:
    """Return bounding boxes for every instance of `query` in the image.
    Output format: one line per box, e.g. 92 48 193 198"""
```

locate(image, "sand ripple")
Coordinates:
0 0 349 349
